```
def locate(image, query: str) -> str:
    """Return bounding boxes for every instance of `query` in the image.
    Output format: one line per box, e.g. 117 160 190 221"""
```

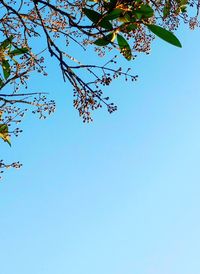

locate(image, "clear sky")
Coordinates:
1 24 200 274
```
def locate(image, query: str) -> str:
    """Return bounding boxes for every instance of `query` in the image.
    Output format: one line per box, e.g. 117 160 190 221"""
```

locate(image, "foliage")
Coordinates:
0 0 199 179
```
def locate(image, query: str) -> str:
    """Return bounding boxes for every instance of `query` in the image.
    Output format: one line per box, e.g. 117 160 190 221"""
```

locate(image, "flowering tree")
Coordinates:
0 0 199 178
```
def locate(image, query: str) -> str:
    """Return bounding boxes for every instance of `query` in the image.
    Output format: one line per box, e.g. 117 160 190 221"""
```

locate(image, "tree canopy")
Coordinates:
0 0 199 178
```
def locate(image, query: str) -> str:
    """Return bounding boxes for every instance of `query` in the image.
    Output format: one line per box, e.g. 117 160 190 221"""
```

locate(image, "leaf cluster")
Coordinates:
84 0 183 61
0 36 29 85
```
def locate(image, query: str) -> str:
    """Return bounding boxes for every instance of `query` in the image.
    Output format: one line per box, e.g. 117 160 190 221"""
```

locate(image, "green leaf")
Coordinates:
175 0 188 14
175 0 188 5
83 8 112 29
135 12 143 20
138 4 154 18
2 59 11 80
104 9 123 20
133 4 154 19
163 1 171 18
9 47 29 56
0 78 4 88
0 124 11 146
94 32 116 46
117 13 131 23
0 36 14 50
180 6 187 12
117 34 132 60
147 24 182 47
83 8 99 23
181 0 188 4
120 23 137 32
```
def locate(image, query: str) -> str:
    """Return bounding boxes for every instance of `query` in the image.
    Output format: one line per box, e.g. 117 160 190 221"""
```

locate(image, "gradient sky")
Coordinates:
1 24 200 274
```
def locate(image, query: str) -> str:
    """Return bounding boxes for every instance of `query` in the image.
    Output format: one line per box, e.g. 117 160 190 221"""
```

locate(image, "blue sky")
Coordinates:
1 25 200 274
